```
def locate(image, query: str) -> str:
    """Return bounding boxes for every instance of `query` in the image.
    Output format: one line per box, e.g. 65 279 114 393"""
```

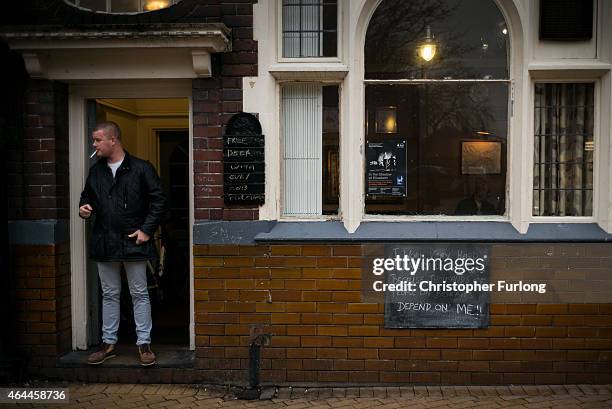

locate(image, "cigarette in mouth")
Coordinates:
89 151 97 159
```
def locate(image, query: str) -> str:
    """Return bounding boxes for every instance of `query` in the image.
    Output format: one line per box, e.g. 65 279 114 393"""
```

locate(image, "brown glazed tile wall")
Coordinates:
11 243 71 372
193 243 612 385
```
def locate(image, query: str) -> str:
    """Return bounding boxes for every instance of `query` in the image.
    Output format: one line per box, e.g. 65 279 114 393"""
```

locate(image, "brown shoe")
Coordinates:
138 344 156 366
87 343 116 365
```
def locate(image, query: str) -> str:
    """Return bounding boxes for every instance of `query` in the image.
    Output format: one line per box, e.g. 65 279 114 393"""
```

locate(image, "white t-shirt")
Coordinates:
108 156 124 178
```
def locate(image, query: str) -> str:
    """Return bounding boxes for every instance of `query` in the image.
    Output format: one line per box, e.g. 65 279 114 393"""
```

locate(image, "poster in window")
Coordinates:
461 141 502 175
366 139 407 196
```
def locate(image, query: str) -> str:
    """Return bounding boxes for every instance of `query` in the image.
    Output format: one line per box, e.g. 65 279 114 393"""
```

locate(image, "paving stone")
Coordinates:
9 383 612 408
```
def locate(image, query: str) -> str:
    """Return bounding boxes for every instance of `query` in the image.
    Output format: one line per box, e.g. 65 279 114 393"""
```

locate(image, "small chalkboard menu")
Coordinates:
366 139 407 197
383 243 490 329
223 113 265 205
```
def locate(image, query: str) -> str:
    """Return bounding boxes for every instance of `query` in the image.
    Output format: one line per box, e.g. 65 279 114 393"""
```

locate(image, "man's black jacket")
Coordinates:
79 152 168 262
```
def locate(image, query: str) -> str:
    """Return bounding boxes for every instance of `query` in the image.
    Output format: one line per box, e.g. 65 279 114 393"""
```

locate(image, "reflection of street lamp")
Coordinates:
418 26 437 62
376 107 397 134
144 0 170 11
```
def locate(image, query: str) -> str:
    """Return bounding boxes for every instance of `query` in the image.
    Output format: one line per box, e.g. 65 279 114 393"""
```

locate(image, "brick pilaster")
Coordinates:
8 78 72 372
193 1 259 222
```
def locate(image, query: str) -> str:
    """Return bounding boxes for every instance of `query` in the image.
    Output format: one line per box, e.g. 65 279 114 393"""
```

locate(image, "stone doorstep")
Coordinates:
57 345 194 369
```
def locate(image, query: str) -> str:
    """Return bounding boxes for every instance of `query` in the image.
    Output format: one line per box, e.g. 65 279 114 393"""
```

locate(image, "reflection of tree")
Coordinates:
366 0 452 51
424 84 495 135
365 0 507 80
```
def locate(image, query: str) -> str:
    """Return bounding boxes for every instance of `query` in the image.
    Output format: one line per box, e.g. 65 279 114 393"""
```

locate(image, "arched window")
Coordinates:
66 0 179 13
364 0 510 217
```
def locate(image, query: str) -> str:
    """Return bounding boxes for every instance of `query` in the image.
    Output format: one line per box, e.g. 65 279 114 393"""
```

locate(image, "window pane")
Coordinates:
533 83 594 217
365 83 508 215
322 86 340 214
78 0 108 12
282 0 337 58
112 0 140 12
365 0 509 80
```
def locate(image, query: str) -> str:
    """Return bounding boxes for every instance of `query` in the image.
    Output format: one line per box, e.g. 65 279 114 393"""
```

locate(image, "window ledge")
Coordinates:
254 221 612 243
269 63 349 81
528 60 611 78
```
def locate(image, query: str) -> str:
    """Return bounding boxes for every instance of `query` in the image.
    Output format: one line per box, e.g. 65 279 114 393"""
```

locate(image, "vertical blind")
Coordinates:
533 83 594 216
282 84 323 216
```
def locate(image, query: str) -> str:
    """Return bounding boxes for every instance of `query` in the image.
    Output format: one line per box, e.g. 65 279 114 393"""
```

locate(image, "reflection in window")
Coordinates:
68 0 178 13
282 84 339 216
365 0 509 80
282 0 338 58
533 83 594 217
365 84 508 215
364 0 510 216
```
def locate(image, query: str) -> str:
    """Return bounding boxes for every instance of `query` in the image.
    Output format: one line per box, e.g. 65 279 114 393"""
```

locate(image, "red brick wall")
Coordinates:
6 0 257 378
12 243 71 370
8 79 69 220
193 2 259 222
193 243 612 385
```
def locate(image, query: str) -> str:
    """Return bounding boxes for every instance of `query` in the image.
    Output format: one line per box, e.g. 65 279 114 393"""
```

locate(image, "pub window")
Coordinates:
364 0 510 216
281 84 340 216
533 83 594 217
282 0 338 58
66 0 179 13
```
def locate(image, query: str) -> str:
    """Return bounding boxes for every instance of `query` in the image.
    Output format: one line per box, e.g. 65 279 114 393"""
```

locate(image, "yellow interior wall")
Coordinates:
96 107 139 159
95 99 189 171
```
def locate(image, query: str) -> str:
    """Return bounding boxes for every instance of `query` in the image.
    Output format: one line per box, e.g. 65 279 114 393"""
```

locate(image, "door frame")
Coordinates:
69 80 195 350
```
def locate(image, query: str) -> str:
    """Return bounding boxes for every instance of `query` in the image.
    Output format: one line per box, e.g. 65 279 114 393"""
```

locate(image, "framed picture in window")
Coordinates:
461 141 502 175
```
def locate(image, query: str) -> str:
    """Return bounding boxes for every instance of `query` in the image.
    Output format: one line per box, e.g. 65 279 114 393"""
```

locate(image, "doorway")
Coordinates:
69 84 194 351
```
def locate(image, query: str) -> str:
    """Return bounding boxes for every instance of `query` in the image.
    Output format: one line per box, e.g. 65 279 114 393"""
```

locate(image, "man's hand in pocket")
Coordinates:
128 229 150 245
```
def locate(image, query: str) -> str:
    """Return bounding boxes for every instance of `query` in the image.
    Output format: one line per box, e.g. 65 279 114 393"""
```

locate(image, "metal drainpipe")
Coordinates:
238 327 271 400
248 342 261 389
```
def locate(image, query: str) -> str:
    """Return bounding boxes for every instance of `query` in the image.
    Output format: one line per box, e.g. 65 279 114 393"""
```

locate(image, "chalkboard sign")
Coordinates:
223 113 265 205
383 243 490 328
366 139 407 197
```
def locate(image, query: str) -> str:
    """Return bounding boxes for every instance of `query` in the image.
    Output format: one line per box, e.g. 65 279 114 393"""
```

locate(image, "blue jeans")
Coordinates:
97 261 152 346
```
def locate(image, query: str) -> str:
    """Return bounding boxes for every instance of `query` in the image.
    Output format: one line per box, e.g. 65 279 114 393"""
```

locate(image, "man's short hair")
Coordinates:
93 121 122 141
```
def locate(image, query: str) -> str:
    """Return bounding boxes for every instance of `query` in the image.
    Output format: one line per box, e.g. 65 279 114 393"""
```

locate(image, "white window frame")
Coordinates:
359 0 515 225
251 0 612 234
277 0 343 63
361 78 513 224
339 0 526 233
527 76 603 225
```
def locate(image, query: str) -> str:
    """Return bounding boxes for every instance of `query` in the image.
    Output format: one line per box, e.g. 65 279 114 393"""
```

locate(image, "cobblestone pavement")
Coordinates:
6 384 612 408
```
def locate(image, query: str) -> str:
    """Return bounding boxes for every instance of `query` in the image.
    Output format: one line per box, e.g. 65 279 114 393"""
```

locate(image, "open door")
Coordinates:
83 98 190 347
85 100 101 346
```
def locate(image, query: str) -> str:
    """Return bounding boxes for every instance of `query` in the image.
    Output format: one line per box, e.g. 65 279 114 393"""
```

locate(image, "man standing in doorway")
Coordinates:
79 121 167 366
